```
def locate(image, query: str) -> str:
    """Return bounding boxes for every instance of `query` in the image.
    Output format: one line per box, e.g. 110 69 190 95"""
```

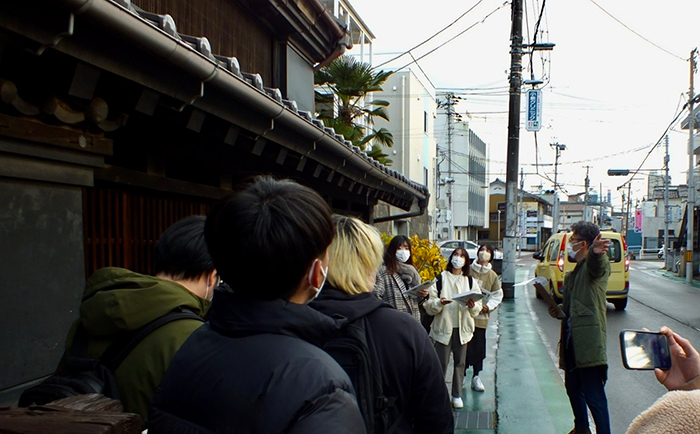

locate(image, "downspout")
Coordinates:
314 41 349 71
374 201 428 223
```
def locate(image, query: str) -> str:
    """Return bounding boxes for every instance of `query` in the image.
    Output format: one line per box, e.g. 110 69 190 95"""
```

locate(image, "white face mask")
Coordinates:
396 249 411 263
567 240 583 261
451 256 465 269
308 259 329 301
478 251 491 263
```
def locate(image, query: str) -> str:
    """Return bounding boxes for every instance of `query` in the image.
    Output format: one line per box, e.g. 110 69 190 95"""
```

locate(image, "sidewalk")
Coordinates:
451 262 573 433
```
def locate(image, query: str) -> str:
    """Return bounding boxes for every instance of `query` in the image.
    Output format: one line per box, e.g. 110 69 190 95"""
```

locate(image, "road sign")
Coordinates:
526 89 542 132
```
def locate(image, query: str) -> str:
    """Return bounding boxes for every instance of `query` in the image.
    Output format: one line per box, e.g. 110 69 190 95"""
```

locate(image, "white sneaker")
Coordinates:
452 397 464 409
471 376 485 392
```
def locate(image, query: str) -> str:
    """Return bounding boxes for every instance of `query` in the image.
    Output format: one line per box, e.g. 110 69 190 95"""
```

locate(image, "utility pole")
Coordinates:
627 183 632 237
687 48 697 284
620 188 627 235
437 94 459 240
664 135 670 270
502 0 523 299
551 142 566 231
599 182 604 225
583 166 591 222
518 167 524 258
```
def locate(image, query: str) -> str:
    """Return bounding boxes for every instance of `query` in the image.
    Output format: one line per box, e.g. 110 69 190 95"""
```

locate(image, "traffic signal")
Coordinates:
607 169 630 176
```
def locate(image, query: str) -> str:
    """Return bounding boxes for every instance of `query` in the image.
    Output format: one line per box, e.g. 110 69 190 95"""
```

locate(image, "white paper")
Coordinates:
402 280 435 299
452 290 485 304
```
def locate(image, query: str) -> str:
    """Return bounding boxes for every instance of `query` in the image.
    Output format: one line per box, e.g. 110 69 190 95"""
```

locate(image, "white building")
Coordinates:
373 69 437 237
434 95 488 241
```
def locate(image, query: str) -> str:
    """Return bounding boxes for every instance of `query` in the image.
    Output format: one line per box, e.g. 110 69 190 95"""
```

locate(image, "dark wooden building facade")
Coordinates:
0 0 428 404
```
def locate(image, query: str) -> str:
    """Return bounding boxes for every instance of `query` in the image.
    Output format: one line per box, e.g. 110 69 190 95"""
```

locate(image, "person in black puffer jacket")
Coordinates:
310 216 454 434
149 177 366 434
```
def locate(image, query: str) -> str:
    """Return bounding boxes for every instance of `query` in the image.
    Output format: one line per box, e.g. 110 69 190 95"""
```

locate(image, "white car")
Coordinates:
437 240 479 262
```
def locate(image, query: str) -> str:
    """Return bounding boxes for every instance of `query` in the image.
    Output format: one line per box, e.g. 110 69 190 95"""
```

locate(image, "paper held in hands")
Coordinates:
532 276 566 319
451 290 485 305
402 280 435 299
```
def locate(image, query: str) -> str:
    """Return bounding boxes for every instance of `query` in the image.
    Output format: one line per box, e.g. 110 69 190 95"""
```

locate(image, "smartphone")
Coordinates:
619 330 672 370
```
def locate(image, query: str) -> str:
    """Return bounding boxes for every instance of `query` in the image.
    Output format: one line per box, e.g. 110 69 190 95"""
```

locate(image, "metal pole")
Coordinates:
664 135 670 270
627 183 632 238
518 167 524 258
599 182 603 225
447 94 454 240
583 166 591 222
687 49 697 284
551 143 565 231
502 0 523 299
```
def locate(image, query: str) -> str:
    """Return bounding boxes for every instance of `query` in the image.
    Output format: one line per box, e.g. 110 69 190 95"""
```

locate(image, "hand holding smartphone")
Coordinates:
620 330 672 370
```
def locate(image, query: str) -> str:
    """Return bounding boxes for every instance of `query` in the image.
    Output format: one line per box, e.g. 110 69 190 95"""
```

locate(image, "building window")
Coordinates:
424 111 428 133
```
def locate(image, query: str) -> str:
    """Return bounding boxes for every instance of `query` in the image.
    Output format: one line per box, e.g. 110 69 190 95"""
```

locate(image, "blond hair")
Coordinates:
327 215 384 295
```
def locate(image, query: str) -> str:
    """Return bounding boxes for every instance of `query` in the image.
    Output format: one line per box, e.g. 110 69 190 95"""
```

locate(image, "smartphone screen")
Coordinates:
619 330 672 370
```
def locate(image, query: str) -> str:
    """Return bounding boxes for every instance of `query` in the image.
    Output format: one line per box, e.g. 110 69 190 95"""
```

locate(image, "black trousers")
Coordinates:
466 327 486 375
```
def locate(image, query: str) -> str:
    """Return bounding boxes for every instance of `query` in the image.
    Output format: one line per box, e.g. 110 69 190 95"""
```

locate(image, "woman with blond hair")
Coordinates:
310 216 453 434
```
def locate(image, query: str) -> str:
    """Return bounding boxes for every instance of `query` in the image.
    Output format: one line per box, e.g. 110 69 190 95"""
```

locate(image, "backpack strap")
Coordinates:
436 274 442 298
100 309 203 372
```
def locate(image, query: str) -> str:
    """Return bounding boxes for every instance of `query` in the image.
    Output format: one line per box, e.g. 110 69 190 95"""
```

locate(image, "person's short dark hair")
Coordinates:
478 244 495 263
571 221 600 246
155 215 215 280
446 248 470 276
205 176 333 300
384 235 413 274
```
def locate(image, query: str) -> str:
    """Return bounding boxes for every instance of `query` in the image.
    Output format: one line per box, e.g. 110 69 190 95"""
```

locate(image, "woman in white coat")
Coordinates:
424 248 482 409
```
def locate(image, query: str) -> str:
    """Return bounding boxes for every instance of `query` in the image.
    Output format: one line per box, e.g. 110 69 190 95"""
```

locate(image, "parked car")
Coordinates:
437 239 479 262
532 230 630 310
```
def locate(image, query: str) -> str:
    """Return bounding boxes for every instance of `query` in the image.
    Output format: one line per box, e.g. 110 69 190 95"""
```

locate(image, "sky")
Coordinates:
346 0 700 208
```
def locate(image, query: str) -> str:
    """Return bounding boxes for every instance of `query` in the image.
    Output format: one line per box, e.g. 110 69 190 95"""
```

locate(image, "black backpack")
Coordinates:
18 309 203 407
420 273 474 332
322 308 398 434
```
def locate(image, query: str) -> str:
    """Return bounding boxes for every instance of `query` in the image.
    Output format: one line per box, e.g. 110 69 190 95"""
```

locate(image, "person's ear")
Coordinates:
207 270 219 289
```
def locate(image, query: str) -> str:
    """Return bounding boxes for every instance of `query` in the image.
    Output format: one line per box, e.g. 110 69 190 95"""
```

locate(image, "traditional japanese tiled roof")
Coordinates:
0 0 429 211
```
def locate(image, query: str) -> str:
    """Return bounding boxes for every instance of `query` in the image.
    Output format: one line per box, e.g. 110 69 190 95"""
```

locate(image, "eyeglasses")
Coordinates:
569 238 583 244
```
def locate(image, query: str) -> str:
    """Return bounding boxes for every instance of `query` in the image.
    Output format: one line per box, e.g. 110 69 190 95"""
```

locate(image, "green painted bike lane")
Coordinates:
494 267 573 434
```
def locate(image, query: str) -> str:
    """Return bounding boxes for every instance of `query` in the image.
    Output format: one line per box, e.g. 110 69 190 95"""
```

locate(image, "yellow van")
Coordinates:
533 230 630 310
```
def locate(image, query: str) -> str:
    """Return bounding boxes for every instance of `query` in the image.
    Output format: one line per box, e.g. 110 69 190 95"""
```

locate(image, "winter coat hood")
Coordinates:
208 288 347 347
309 286 386 323
80 267 209 336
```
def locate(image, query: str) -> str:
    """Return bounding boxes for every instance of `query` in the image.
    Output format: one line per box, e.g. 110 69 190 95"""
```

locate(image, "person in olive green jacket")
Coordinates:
61 216 217 424
548 221 611 434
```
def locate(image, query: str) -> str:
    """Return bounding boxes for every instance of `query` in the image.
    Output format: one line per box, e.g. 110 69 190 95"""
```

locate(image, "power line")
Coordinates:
374 0 487 69
587 0 687 62
393 2 511 72
616 96 698 189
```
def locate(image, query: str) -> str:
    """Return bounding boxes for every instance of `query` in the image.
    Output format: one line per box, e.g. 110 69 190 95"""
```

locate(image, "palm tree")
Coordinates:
314 55 394 165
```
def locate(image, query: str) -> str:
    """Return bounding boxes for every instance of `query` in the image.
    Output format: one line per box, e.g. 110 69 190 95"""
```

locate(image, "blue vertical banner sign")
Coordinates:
526 89 542 131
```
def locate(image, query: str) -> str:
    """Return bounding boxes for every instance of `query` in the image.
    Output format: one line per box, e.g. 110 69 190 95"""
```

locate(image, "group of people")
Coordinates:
373 234 504 409
30 175 699 434
37 176 503 433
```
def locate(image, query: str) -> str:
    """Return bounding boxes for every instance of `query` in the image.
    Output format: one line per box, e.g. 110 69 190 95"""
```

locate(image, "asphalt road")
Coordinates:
520 257 700 434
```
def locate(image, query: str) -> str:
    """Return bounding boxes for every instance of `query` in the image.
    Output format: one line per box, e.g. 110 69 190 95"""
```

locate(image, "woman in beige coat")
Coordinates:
467 244 503 392
424 248 482 409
